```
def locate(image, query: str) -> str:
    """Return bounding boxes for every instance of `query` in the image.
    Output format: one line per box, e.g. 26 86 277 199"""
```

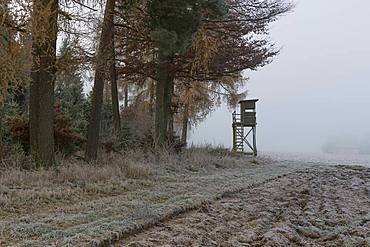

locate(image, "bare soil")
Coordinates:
118 165 370 247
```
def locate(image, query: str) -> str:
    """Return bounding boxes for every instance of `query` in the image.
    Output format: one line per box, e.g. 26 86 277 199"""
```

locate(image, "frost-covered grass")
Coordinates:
0 148 311 246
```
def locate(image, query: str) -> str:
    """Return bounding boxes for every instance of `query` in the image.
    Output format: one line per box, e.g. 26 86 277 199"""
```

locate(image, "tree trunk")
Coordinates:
109 26 120 133
0 108 4 159
154 52 173 148
110 58 120 133
149 79 155 114
85 0 116 161
181 103 189 145
167 81 175 142
29 0 58 167
104 83 110 104
124 82 128 108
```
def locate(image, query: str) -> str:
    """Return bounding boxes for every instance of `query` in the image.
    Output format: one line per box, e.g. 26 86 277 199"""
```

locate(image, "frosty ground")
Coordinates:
0 149 369 246
120 165 370 247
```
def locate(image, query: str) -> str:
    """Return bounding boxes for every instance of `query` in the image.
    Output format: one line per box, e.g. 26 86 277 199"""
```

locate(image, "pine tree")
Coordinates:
149 0 226 147
55 39 88 134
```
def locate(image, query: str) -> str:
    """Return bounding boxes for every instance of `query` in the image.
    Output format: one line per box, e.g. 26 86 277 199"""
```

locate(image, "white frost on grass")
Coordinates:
0 150 313 246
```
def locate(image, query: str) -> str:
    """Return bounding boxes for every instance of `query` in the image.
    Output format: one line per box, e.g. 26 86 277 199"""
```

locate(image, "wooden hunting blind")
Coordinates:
232 99 258 156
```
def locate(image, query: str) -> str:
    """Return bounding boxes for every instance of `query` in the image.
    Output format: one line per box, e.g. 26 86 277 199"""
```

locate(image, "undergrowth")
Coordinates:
0 145 240 211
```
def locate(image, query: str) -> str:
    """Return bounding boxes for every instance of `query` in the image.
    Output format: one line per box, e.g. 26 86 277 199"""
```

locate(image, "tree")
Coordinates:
85 0 116 161
108 19 121 133
180 101 189 144
29 0 59 167
0 1 31 109
148 0 227 147
114 0 292 146
0 2 13 107
1 0 292 160
55 39 89 134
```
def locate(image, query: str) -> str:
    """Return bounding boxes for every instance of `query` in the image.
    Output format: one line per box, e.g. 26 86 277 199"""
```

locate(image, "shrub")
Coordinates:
6 106 86 155
119 101 155 150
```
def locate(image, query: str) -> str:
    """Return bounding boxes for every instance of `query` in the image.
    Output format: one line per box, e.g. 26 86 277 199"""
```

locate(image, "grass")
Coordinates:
0 146 307 246
0 146 239 214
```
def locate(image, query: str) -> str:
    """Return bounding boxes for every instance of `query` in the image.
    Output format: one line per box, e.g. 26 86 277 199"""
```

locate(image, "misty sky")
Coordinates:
190 0 370 153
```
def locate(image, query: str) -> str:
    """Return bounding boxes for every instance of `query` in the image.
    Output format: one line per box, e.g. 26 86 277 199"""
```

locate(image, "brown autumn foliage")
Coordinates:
6 104 86 154
0 1 32 107
1 0 292 161
113 0 292 140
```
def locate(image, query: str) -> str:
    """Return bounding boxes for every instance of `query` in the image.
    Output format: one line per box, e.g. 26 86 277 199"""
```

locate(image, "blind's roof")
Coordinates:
239 99 259 104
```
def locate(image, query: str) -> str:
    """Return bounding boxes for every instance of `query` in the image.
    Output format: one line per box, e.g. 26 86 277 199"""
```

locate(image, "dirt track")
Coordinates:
118 165 370 247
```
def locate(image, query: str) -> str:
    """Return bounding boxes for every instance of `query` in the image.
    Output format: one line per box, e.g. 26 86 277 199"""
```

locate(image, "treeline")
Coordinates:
0 0 292 167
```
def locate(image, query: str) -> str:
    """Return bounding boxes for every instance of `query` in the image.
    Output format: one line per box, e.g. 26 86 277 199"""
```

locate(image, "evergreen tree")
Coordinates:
149 0 227 147
55 39 89 134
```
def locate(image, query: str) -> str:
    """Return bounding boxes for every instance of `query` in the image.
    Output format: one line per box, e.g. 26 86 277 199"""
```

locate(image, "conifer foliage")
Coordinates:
148 0 227 147
0 0 293 163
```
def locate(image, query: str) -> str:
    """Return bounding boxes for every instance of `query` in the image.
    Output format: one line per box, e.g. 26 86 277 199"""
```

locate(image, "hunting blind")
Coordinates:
232 99 258 156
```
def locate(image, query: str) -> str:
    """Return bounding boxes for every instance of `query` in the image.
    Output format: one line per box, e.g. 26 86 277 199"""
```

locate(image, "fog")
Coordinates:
190 0 370 153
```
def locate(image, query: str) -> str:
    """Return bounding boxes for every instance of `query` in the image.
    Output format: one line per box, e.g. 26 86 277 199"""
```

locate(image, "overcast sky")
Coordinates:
190 0 370 153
